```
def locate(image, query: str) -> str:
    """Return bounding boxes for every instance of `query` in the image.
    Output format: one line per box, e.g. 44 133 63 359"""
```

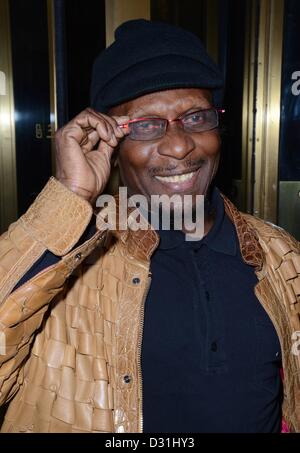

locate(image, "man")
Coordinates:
0 19 299 433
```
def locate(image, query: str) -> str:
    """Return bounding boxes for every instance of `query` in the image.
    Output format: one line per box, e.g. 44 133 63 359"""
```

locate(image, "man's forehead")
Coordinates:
112 88 212 117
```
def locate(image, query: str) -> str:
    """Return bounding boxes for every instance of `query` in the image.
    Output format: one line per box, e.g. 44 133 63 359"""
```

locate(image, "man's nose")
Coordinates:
157 123 195 160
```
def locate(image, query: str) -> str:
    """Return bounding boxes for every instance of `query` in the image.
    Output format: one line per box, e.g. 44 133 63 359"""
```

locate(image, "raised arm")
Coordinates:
0 108 129 404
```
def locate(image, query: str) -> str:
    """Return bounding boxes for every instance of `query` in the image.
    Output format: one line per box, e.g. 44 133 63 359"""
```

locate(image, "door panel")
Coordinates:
279 0 300 239
9 0 52 216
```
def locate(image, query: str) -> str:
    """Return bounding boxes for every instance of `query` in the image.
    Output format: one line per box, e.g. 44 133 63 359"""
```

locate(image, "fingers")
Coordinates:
55 108 130 162
76 108 130 150
81 130 100 153
95 110 129 139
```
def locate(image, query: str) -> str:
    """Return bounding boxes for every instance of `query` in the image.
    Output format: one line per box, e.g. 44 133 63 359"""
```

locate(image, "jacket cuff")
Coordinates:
20 177 93 256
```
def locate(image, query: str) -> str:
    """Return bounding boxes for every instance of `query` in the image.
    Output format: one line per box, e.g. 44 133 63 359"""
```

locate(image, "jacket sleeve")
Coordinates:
0 177 107 404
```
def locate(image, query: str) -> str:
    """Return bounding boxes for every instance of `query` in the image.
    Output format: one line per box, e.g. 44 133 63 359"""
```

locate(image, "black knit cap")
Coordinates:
90 19 224 112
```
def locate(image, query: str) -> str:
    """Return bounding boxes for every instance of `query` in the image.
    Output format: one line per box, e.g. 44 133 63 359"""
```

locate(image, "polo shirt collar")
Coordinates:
157 187 237 256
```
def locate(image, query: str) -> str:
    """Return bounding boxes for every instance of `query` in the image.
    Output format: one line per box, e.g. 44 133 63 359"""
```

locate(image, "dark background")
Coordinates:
9 0 106 216
279 0 300 182
10 0 53 215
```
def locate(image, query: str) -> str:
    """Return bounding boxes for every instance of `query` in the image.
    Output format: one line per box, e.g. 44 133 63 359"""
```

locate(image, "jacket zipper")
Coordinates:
254 283 289 426
137 273 152 433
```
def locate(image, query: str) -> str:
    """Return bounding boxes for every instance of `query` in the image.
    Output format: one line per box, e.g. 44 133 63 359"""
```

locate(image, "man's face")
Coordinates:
110 88 221 203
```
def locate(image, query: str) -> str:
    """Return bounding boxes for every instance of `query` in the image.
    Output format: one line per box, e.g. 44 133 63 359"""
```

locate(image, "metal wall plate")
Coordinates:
0 0 17 233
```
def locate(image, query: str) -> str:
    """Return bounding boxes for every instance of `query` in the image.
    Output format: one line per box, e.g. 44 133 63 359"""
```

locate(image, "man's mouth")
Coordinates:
153 167 203 192
154 170 196 183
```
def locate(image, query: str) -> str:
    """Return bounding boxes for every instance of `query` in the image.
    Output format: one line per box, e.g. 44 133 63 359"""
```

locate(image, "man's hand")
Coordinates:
55 108 129 203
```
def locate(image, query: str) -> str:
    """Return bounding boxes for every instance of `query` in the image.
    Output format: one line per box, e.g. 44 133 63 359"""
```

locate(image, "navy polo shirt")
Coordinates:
141 188 283 433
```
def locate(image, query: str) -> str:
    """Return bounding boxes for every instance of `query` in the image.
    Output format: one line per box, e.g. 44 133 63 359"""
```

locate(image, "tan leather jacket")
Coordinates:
0 178 299 433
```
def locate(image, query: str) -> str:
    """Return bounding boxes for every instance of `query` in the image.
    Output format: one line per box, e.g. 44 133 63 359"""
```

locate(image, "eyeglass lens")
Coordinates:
128 108 219 141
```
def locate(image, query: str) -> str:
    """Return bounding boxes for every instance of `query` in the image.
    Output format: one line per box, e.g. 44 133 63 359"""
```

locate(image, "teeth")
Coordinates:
155 171 196 183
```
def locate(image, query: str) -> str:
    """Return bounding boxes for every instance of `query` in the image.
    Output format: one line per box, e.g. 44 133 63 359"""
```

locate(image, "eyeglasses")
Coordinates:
119 108 225 141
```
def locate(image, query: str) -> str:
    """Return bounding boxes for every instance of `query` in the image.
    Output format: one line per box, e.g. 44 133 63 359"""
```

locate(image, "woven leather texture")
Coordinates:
21 177 93 255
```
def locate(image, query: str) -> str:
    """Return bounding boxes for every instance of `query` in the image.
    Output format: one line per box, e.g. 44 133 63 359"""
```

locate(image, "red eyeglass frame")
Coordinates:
119 108 226 130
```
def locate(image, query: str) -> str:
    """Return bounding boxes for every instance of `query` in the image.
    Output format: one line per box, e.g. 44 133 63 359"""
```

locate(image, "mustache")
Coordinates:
148 158 206 176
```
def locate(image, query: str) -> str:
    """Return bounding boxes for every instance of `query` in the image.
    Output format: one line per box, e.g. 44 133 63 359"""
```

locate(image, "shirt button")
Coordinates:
211 341 218 352
132 277 140 285
75 252 82 261
123 375 132 384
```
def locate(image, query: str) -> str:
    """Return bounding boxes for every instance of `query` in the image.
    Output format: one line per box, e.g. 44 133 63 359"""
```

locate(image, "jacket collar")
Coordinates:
221 194 264 270
96 190 264 269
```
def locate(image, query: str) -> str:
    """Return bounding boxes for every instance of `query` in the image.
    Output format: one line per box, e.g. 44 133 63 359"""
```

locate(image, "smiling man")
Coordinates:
0 19 300 433
110 88 219 238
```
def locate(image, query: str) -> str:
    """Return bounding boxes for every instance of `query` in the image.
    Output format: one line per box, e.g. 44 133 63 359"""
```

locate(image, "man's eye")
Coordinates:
134 121 159 131
185 112 205 124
